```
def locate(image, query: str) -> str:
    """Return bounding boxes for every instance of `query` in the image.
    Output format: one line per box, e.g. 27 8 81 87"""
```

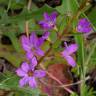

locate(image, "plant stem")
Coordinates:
40 76 90 88
38 45 52 64
25 0 32 37
25 21 29 37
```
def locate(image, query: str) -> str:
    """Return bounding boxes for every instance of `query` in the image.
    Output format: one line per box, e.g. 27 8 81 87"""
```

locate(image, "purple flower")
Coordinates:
21 32 45 58
42 31 50 40
16 60 46 88
77 18 93 33
38 31 50 46
39 12 58 30
61 42 78 67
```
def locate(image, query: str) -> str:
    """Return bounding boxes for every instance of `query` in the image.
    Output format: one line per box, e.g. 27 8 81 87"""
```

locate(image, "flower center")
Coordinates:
27 70 33 77
31 46 36 51
48 21 54 27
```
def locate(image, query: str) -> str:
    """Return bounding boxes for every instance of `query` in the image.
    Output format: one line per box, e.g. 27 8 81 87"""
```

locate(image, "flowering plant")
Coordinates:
0 0 96 96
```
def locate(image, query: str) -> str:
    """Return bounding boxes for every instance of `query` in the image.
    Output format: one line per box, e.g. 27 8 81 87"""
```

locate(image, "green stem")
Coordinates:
6 0 12 12
25 0 32 37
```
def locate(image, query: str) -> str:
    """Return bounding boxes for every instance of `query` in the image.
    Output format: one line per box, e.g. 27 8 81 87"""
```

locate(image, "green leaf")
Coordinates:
0 5 54 25
56 14 67 34
52 39 61 49
4 31 22 53
49 31 57 43
87 6 96 29
0 49 24 67
75 34 85 96
0 73 40 96
70 92 78 96
56 0 78 15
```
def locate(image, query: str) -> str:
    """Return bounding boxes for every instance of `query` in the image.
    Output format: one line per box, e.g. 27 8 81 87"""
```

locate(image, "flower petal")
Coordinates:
50 12 57 23
39 20 45 25
19 77 29 87
42 31 50 39
21 35 31 51
65 56 76 67
34 70 46 78
38 38 44 46
21 62 29 72
16 68 26 77
39 21 51 29
30 57 37 71
26 51 33 60
30 32 38 47
62 44 78 56
44 12 50 21
35 48 44 56
37 32 50 46
32 56 37 65
29 77 37 88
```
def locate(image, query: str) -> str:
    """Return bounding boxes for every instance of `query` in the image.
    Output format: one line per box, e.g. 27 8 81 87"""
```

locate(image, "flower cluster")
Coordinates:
16 11 92 89
16 32 49 88
39 12 78 67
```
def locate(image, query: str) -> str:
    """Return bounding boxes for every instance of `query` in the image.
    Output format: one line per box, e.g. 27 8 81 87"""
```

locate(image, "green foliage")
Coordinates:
87 6 96 28
0 0 96 96
4 32 21 52
0 72 40 96
70 92 78 96
80 84 96 96
56 0 78 15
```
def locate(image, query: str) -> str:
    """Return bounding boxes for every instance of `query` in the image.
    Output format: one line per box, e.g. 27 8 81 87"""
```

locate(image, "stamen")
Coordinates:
28 70 33 76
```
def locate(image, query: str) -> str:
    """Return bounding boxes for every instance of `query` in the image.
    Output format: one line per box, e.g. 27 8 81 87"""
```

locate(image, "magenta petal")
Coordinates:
37 32 50 46
16 68 26 77
65 56 76 67
42 31 50 39
26 51 33 60
39 20 45 25
29 77 37 88
77 25 83 32
30 57 37 71
36 48 44 56
39 22 51 29
38 38 44 46
43 23 52 29
39 20 53 29
44 12 50 21
61 50 68 57
65 44 78 55
32 57 37 65
21 62 29 73
50 12 57 23
34 70 46 78
63 44 78 56
21 35 31 51
19 77 28 87
30 32 38 47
